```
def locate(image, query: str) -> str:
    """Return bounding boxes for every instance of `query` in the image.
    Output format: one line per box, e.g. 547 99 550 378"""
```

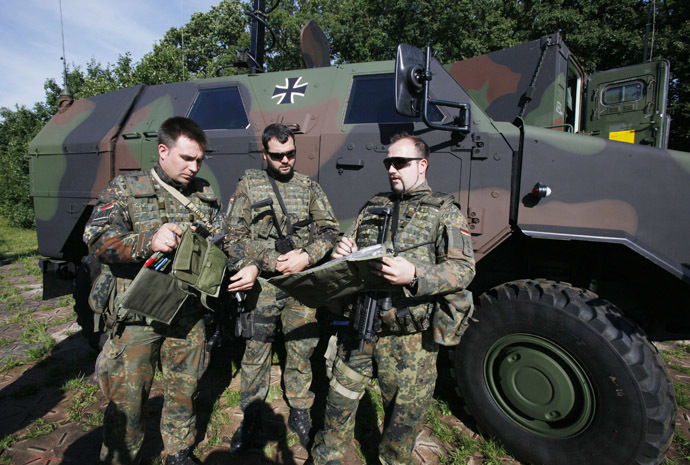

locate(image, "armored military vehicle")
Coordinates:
27 20 688 465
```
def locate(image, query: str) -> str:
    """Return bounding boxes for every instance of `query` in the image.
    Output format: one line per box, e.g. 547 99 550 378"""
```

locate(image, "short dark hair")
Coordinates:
262 123 295 151
158 117 208 151
390 132 430 159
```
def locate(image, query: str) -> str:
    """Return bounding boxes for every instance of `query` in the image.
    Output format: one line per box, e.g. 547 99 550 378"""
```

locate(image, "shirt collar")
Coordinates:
154 163 187 191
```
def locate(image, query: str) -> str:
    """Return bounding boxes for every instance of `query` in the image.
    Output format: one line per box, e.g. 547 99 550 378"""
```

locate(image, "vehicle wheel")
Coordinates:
450 279 675 465
73 254 106 350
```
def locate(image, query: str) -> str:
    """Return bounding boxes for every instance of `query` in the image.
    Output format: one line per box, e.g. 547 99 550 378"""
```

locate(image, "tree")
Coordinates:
0 101 54 228
158 0 250 78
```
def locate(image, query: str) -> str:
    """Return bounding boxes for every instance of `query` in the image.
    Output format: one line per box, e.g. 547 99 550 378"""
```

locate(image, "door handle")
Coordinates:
336 158 364 175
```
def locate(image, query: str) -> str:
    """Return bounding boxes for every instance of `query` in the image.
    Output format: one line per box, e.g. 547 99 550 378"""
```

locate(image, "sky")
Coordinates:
0 0 220 111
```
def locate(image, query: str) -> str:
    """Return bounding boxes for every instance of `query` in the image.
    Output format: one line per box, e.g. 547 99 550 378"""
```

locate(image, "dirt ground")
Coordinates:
0 259 688 465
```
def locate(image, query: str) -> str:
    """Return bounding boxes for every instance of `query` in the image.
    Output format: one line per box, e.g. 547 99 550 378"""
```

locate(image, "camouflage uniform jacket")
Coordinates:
346 181 475 332
83 164 231 319
226 169 339 276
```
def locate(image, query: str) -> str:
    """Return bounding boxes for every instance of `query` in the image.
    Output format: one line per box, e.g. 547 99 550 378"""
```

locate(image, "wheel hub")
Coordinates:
485 333 595 438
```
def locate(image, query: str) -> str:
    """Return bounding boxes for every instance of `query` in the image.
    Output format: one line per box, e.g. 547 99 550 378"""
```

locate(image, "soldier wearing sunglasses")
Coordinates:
225 123 339 452
311 133 475 465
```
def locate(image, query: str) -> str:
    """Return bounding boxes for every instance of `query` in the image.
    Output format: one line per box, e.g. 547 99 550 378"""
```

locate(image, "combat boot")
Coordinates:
165 447 200 465
230 412 263 453
288 408 313 450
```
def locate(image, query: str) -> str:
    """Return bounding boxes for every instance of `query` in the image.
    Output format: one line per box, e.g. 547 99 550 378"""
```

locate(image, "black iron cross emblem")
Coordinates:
272 77 308 104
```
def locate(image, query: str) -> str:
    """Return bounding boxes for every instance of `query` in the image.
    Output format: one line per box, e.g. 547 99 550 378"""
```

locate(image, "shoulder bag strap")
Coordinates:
150 169 213 229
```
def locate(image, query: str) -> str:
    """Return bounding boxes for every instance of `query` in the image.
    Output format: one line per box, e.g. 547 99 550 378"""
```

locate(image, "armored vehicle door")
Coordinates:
319 64 467 231
584 60 670 148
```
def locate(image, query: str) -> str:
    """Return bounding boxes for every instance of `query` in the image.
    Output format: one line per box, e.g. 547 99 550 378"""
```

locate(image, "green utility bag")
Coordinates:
116 264 190 325
88 264 115 314
172 228 227 298
432 291 475 346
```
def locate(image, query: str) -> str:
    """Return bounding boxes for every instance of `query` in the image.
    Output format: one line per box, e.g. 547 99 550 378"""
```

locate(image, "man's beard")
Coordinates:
267 163 293 181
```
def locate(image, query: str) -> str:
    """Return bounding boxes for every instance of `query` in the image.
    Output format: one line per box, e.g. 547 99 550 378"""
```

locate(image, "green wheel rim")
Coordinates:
484 333 595 438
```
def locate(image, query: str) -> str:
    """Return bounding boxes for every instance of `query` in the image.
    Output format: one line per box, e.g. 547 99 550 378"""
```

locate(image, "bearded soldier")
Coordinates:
84 117 257 465
226 123 339 451
311 133 476 465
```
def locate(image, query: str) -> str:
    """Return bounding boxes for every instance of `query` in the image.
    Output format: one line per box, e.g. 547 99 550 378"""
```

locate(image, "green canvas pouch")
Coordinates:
116 265 190 325
88 264 114 314
432 290 475 346
172 228 227 298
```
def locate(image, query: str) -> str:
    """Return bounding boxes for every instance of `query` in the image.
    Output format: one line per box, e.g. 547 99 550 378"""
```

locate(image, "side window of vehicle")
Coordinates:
344 74 444 124
187 87 250 130
602 81 645 106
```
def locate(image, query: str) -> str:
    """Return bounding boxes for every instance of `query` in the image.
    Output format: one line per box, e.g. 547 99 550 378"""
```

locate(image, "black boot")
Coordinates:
288 408 313 450
230 412 263 453
165 448 200 465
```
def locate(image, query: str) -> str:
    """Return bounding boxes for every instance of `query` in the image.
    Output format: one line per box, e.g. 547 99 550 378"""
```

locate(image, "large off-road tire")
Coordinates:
451 279 675 465
73 254 107 350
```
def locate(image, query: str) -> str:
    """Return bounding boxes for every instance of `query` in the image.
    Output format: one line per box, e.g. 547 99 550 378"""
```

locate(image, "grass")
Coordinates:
266 384 283 403
0 358 23 373
195 397 231 457
223 388 241 408
0 338 12 347
25 418 58 439
84 411 104 431
674 382 690 409
427 400 478 465
0 434 15 450
21 319 56 361
671 430 690 462
0 217 38 262
61 373 100 423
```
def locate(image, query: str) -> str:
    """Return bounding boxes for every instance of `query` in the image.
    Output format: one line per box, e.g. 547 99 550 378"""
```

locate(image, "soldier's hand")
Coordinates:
370 256 416 286
227 265 259 292
151 223 184 253
331 237 358 259
276 249 310 274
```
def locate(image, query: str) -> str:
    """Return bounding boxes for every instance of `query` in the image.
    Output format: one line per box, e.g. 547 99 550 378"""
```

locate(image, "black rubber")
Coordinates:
450 279 676 465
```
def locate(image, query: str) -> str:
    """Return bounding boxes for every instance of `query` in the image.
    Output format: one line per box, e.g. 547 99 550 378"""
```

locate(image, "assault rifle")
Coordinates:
352 206 393 351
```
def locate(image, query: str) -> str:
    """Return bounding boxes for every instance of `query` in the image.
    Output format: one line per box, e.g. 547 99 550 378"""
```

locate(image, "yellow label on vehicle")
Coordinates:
609 129 636 144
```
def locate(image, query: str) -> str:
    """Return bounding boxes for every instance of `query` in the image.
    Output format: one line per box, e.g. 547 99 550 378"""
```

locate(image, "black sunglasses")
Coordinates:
383 157 424 170
266 149 296 161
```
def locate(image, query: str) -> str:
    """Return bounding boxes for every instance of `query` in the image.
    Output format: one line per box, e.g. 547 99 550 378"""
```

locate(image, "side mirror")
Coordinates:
395 44 426 118
395 43 471 133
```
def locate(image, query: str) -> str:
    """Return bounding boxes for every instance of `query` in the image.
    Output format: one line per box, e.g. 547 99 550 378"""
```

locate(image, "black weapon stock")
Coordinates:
352 206 392 351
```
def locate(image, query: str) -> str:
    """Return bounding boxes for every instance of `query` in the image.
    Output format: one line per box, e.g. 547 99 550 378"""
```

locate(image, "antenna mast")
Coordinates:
58 0 73 109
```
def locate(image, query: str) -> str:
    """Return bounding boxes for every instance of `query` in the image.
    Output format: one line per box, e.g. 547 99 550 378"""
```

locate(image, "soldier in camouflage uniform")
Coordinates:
84 117 258 465
226 123 339 451
311 133 476 465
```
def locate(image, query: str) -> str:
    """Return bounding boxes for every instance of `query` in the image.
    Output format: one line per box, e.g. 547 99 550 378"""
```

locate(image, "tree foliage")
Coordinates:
1 0 689 228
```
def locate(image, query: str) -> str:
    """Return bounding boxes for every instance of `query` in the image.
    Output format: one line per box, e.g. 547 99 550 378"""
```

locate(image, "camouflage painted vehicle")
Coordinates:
28 25 689 465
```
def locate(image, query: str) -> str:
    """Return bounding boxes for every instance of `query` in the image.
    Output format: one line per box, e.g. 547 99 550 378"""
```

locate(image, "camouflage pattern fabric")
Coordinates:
226 169 339 272
312 331 438 465
240 278 319 411
226 169 339 412
311 181 475 465
96 313 208 464
84 163 232 464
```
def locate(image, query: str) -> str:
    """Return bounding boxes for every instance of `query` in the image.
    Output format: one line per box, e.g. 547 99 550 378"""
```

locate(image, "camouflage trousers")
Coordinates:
95 313 209 465
240 278 319 411
311 330 439 465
